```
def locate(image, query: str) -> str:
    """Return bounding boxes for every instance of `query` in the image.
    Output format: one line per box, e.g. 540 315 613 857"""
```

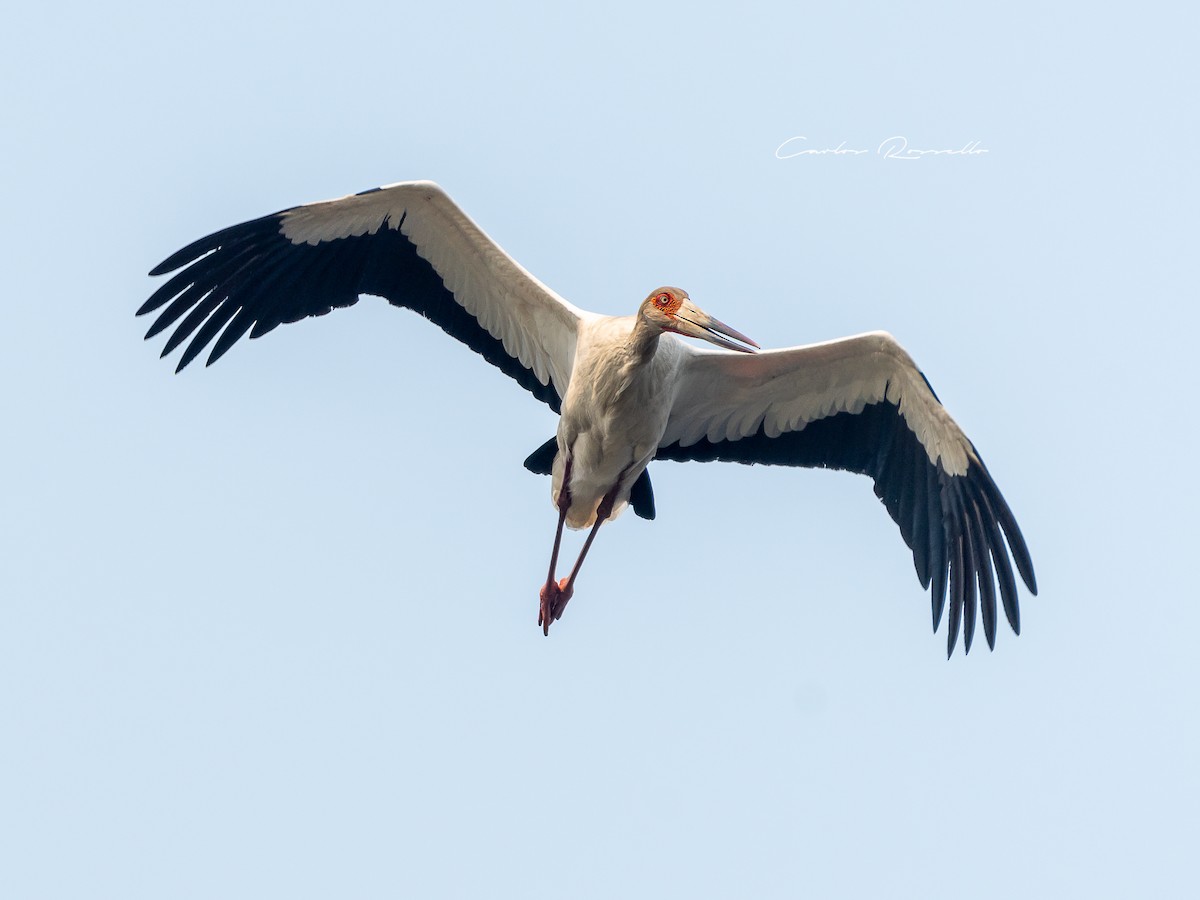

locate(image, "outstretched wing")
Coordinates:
139 181 586 411
655 331 1036 656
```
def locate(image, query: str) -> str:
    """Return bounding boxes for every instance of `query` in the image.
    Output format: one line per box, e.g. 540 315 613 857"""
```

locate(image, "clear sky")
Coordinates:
3 2 1196 897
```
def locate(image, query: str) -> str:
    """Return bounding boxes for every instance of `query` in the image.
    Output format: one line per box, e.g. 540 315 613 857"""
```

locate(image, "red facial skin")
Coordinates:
652 290 683 317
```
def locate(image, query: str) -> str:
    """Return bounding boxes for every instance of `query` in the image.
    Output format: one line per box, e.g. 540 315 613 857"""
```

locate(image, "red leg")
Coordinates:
549 465 633 623
538 455 572 635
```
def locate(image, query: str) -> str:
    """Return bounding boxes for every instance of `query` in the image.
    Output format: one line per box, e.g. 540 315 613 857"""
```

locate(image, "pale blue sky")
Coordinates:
3 2 1196 897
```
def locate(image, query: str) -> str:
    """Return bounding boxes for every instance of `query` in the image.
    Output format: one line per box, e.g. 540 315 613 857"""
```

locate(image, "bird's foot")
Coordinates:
537 578 575 635
552 577 574 621
538 581 559 635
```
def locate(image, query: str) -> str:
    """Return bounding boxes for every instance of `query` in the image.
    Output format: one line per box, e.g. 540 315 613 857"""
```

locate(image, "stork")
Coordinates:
139 181 1036 656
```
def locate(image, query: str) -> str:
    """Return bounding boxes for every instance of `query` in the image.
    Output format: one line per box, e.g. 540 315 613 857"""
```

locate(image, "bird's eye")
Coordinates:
655 293 670 308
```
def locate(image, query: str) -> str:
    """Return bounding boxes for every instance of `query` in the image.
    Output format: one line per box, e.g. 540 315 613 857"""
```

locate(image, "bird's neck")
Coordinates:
626 316 663 366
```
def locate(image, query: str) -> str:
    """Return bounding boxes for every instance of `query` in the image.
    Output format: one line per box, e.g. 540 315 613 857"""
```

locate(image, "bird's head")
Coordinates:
638 287 759 353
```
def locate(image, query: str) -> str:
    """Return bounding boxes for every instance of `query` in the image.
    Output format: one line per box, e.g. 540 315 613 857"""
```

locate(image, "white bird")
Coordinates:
139 180 1036 656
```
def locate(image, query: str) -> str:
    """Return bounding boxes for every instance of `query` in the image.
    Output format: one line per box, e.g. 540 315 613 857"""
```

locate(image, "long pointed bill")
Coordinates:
669 301 760 353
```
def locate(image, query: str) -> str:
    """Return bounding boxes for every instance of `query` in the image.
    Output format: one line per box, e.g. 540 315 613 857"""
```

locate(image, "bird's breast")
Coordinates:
551 330 681 527
561 339 676 449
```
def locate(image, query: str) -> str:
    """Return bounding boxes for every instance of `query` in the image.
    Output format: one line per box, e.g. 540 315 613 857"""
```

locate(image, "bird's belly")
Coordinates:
553 399 669 530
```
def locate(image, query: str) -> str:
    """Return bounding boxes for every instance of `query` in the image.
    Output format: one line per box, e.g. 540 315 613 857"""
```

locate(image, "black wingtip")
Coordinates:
149 250 196 278
945 535 965 657
148 216 281 278
930 562 948 633
973 460 1038 595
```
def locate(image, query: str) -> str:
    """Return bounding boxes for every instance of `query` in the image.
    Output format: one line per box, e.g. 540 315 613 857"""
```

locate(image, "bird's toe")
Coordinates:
552 577 574 621
539 581 561 635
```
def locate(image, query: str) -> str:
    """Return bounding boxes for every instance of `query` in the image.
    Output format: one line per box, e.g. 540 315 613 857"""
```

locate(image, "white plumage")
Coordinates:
140 180 1036 656
665 333 971 475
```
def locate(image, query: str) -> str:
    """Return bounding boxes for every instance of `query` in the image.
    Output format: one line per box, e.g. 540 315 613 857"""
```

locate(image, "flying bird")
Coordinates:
139 180 1036 656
